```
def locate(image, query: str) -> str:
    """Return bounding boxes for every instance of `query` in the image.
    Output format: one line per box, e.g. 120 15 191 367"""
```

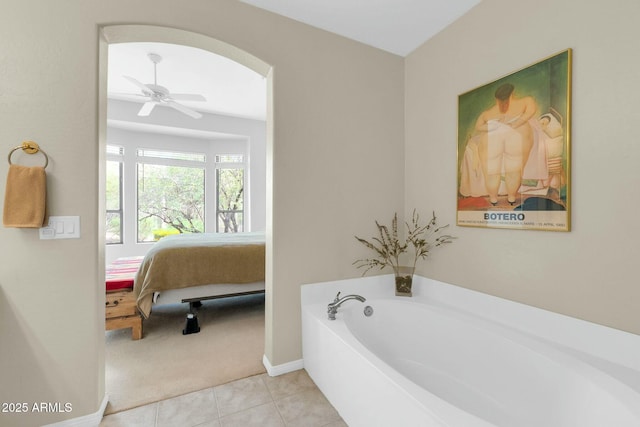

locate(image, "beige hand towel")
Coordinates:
3 164 47 228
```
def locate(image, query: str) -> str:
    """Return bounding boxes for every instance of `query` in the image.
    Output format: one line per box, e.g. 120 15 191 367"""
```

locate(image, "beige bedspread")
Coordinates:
134 232 265 318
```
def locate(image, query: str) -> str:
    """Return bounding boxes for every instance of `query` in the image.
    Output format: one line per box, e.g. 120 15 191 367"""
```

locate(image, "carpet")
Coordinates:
104 293 266 415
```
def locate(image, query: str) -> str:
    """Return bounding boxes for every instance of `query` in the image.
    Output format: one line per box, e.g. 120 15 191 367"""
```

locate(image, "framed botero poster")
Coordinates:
457 49 572 231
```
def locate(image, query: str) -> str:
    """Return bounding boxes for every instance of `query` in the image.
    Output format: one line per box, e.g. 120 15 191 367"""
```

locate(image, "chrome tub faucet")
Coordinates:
327 292 366 320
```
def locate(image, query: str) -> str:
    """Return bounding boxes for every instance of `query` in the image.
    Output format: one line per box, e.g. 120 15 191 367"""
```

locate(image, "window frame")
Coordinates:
106 146 124 245
106 140 249 247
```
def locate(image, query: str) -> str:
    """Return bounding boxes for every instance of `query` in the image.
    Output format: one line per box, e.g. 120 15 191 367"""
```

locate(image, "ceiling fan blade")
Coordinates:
170 93 207 102
138 102 156 117
109 91 148 98
167 101 202 119
124 76 153 95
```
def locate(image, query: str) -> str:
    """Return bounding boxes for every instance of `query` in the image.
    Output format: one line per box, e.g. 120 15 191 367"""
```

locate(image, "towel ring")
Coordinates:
7 141 49 169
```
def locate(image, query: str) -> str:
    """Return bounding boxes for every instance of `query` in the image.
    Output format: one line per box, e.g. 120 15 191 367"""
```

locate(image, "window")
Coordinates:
137 149 206 242
105 144 249 246
106 145 124 244
216 154 244 232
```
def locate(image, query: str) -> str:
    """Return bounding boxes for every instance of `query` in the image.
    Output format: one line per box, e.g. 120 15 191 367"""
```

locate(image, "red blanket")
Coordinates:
106 256 144 291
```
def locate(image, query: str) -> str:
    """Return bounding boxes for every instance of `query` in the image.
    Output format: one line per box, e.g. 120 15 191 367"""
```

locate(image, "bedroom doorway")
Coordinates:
99 25 273 413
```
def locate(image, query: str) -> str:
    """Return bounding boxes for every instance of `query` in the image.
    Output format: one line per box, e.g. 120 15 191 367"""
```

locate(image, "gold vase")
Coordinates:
394 266 414 297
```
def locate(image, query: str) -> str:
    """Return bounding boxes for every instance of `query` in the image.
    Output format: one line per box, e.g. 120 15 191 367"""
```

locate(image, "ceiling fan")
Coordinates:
123 53 206 119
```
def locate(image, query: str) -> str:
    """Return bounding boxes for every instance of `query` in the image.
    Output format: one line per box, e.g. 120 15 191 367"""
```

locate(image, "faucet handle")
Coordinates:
333 292 341 303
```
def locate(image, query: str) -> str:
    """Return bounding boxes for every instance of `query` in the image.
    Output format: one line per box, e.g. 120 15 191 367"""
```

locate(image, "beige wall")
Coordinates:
405 0 640 335
0 1 404 425
5 0 639 424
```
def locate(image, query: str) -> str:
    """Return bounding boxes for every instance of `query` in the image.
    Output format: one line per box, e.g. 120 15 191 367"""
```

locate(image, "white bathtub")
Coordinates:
302 276 640 427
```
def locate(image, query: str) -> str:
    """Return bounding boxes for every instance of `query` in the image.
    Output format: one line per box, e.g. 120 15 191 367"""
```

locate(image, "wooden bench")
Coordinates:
106 288 142 339
105 256 144 340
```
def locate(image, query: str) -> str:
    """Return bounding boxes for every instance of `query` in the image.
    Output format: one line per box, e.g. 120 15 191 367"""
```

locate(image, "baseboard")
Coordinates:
42 394 108 427
262 354 304 376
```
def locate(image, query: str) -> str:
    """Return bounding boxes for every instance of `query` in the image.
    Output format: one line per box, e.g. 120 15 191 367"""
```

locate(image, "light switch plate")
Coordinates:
39 216 80 239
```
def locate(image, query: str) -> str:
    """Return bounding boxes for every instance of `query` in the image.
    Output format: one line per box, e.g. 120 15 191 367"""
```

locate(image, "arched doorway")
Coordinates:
98 24 274 411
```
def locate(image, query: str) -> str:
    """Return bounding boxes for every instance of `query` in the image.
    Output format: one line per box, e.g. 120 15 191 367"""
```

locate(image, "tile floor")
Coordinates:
100 369 347 427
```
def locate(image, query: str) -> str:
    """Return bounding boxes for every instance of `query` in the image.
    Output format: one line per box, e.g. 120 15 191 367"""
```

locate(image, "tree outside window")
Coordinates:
137 163 205 242
217 167 244 232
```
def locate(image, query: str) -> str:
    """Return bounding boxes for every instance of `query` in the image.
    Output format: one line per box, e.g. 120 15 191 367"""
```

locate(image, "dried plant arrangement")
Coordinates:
353 209 455 276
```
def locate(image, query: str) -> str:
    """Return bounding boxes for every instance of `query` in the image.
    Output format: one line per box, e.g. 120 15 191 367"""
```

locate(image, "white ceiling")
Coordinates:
108 42 267 122
240 0 481 56
107 1 481 125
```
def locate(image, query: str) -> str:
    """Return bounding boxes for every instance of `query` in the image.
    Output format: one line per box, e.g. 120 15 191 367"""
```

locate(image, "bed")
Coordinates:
133 231 266 319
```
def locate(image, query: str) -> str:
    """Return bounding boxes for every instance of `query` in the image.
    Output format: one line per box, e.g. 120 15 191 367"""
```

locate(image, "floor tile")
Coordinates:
214 375 272 417
219 402 285 427
100 370 345 427
156 388 218 427
193 420 222 427
275 388 341 427
321 420 349 427
263 369 318 400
